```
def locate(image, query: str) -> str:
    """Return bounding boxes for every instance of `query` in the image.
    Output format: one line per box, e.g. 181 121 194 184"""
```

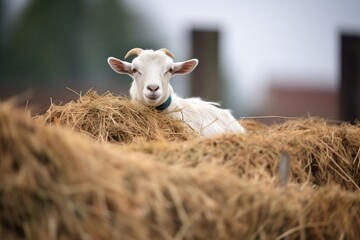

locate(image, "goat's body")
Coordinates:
164 94 246 136
108 48 246 137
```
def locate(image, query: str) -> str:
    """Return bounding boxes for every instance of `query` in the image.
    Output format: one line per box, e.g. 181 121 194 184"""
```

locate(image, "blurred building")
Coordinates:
261 84 337 120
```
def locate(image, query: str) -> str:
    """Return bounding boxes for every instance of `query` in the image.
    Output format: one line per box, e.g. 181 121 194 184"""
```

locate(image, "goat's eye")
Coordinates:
167 68 173 74
132 68 140 74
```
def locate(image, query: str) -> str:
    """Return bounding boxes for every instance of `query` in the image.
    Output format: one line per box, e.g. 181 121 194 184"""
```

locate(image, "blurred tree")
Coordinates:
0 0 157 94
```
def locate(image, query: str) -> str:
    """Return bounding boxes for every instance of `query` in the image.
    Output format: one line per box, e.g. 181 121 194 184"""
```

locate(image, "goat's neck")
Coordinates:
159 86 178 112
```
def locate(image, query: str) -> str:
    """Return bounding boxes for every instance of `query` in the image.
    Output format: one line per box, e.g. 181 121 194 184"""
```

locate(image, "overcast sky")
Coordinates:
123 0 360 114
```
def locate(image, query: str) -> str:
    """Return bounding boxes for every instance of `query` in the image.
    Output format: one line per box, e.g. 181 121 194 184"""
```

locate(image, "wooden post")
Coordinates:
191 30 221 101
340 34 360 123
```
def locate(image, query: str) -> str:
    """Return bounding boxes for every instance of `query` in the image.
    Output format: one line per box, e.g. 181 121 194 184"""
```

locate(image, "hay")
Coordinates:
36 90 198 143
36 91 360 190
126 118 360 191
1 102 360 239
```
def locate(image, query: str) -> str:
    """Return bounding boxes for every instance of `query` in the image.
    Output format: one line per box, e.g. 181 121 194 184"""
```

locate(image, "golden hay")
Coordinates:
36 90 198 143
126 118 360 191
36 91 360 191
1 102 360 239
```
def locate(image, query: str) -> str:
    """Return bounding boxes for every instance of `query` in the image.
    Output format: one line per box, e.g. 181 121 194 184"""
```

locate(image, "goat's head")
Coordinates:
107 48 198 107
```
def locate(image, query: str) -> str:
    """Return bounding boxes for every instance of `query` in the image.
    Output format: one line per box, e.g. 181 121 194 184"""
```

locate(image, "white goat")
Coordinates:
107 48 245 136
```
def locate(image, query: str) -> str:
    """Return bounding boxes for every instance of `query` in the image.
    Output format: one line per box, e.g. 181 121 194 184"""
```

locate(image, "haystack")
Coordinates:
126 118 360 191
36 90 360 191
36 90 198 143
1 102 360 239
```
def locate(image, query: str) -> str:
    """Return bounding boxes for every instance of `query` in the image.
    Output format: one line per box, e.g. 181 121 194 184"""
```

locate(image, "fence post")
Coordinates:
191 29 221 101
339 34 360 123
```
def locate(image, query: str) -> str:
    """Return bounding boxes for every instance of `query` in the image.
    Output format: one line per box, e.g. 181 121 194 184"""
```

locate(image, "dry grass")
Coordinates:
124 118 360 191
1 91 360 239
37 91 360 190
36 90 198 143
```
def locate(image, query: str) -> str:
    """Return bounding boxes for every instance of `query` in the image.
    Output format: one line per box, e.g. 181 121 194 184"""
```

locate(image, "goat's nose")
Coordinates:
147 84 160 92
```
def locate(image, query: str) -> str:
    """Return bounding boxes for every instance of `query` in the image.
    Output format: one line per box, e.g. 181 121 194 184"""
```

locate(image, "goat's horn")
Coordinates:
159 48 175 59
124 48 144 59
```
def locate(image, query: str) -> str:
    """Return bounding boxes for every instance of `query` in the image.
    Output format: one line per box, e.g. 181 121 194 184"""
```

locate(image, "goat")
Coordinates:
107 48 245 136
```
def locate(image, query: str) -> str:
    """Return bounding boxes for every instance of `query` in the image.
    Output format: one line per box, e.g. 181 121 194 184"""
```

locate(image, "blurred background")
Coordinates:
1 0 360 122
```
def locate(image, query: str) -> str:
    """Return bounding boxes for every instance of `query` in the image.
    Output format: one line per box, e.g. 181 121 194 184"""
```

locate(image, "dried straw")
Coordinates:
1 102 360 239
36 90 198 143
126 118 360 191
36 90 360 190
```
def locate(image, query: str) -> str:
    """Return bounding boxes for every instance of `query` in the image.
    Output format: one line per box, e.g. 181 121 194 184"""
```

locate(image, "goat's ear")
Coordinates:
107 57 132 76
173 59 198 75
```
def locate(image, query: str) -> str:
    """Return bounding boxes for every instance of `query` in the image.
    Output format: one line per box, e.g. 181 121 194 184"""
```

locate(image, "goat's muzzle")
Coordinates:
147 84 160 92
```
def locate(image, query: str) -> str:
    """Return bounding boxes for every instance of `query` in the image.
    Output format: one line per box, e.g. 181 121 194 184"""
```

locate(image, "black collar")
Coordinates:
155 95 172 111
